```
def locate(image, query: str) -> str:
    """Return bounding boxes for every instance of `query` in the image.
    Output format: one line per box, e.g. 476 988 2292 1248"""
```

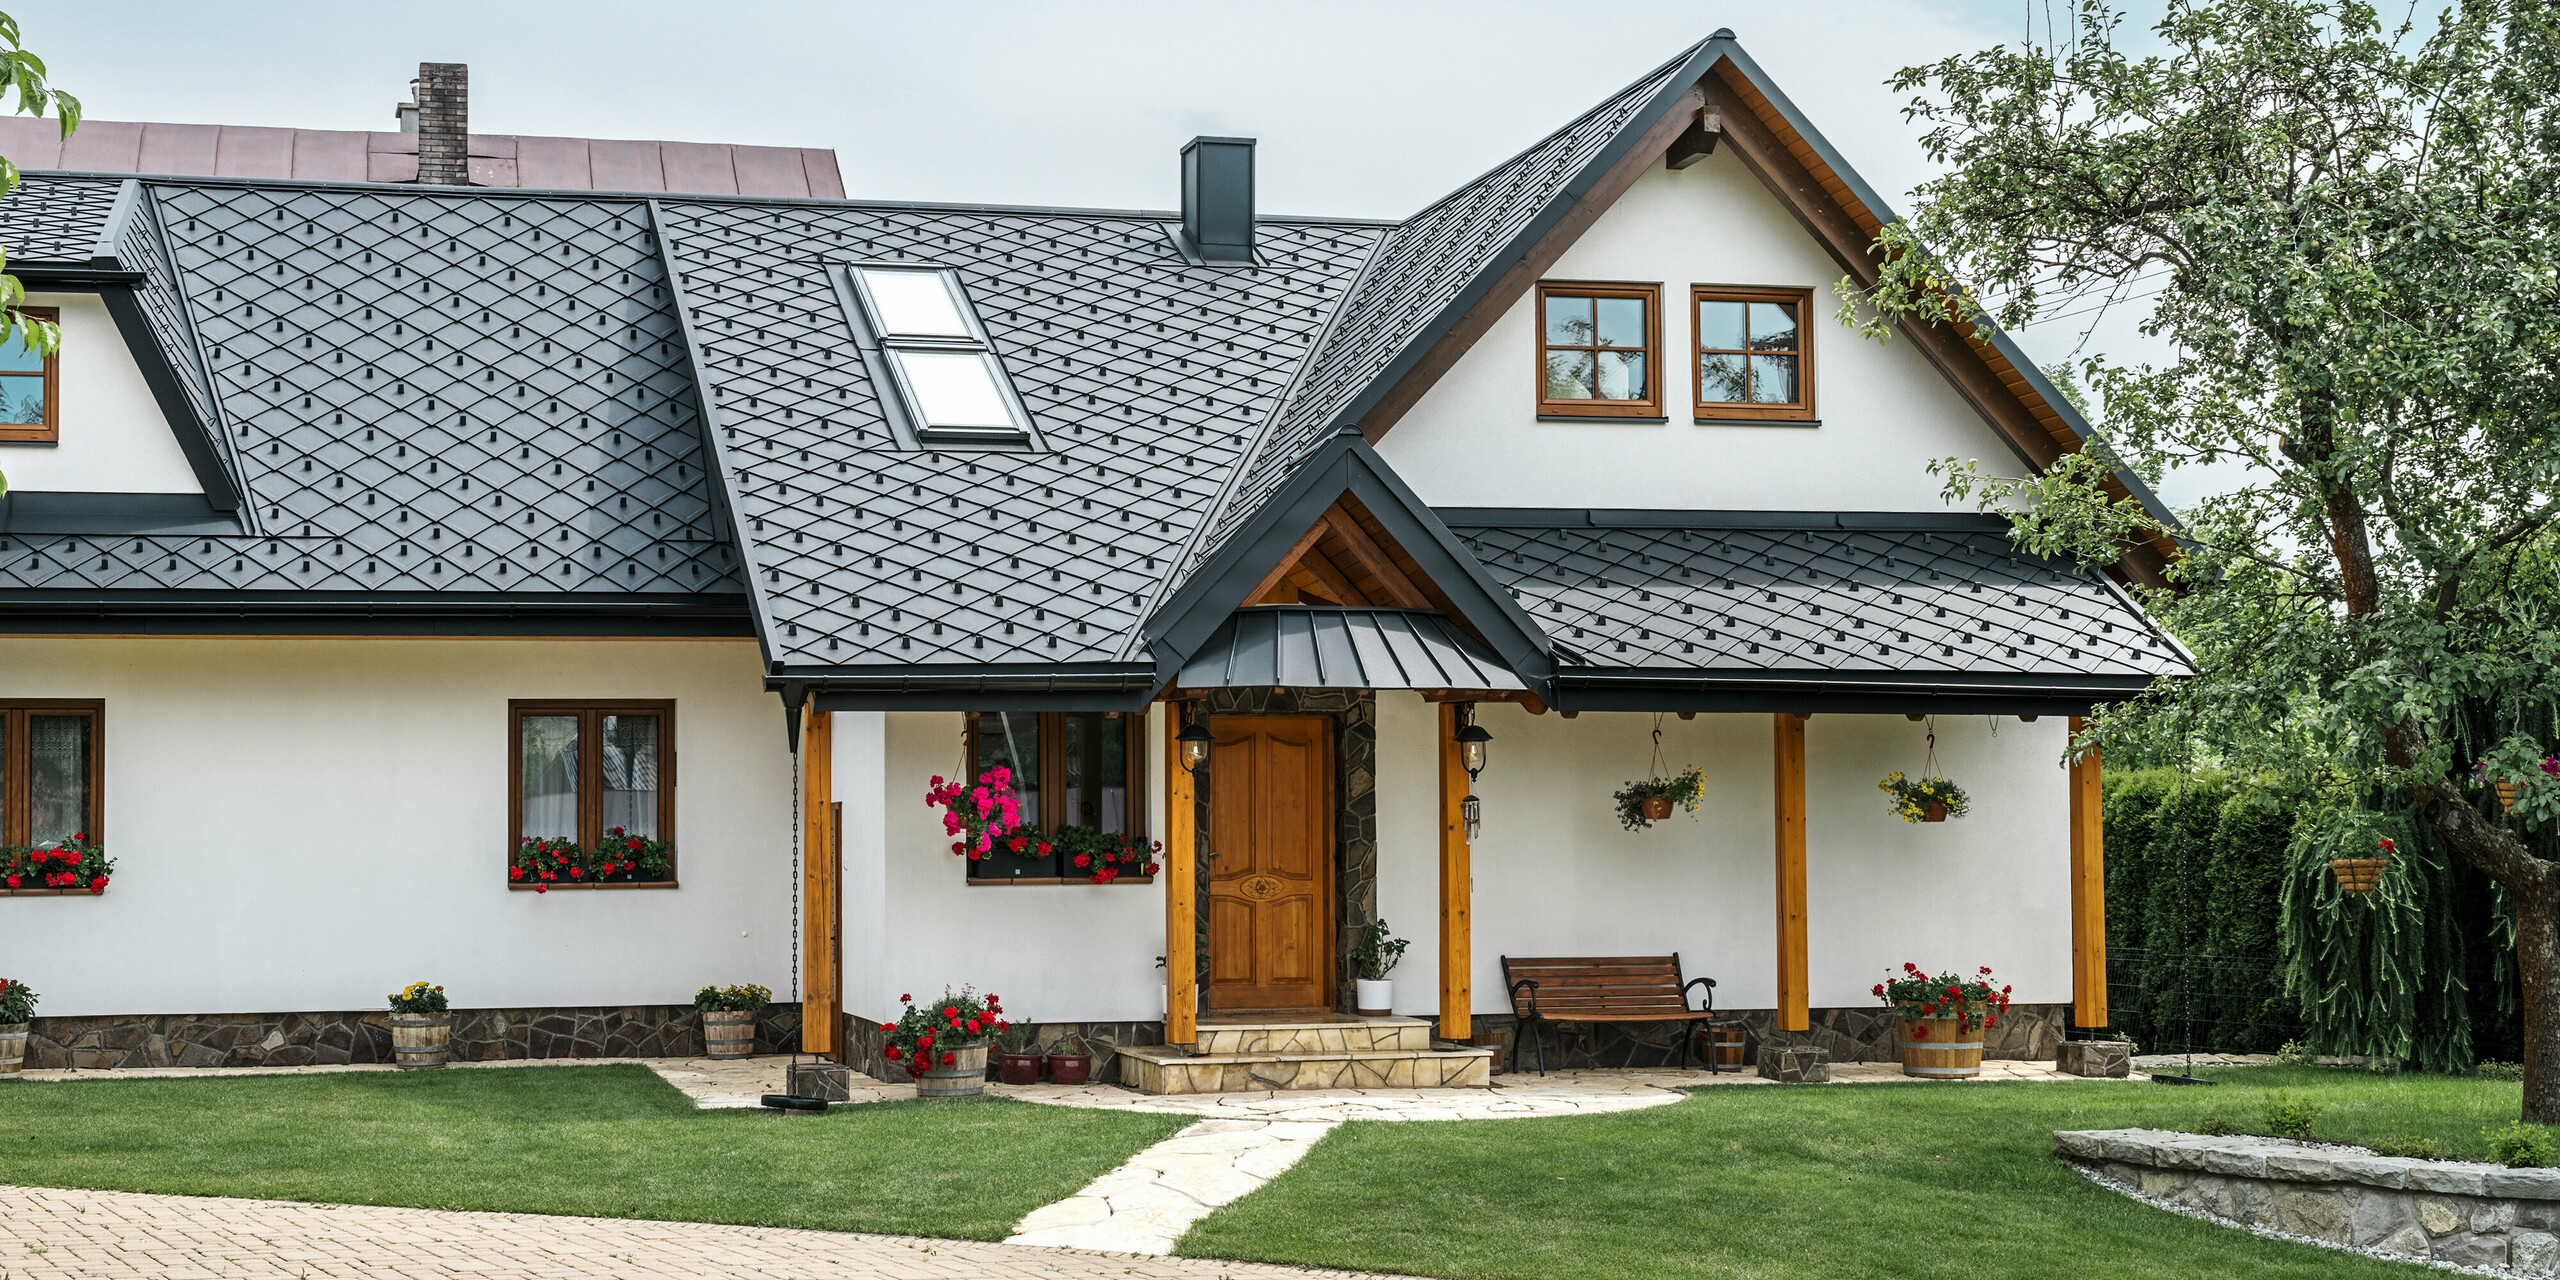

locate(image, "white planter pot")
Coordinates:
1355 979 1393 1017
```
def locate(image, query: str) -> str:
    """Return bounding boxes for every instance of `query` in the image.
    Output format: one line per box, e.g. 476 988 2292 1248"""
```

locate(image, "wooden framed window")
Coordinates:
0 701 103 847
507 700 677 888
1536 282 1661 417
1692 286 1815 421
963 710 1151 884
0 306 59 444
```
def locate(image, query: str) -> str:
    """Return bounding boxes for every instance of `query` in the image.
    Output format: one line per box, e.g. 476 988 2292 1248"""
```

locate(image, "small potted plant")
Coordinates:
883 987 1006 1097
1044 1031 1094 1086
0 978 34 1075
993 1021 1043 1084
387 981 452 1069
1351 919 1409 1016
1613 765 1704 831
694 983 770 1058
1876 963 2009 1078
2 833 113 894
1879 771 1970 822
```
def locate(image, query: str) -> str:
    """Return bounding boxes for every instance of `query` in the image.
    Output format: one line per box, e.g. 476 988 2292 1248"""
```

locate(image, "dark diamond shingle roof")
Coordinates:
0 175 122 265
655 199 1382 670
1445 513 2191 679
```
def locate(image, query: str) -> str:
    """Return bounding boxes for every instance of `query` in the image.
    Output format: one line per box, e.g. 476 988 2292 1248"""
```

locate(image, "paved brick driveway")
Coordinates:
0 1183 1394 1279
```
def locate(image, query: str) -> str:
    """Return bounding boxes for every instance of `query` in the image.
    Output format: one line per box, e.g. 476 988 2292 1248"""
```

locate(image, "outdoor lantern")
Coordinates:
1455 705 1492 840
1177 711 1213 773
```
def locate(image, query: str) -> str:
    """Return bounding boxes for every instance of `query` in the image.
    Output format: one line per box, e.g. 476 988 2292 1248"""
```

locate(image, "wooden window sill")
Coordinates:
1696 416 1820 427
966 875 1156 887
1 886 106 897
1538 414 1668 424
0 436 59 446
509 880 679 891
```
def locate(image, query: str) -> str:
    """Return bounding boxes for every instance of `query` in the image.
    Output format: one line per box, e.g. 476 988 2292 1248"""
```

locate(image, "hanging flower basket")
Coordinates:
1880 772 1970 823
2329 838 2392 895
927 767 1026 863
1614 765 1703 831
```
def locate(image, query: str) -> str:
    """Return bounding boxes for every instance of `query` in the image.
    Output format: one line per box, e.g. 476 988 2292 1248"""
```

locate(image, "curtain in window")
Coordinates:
520 715 579 839
974 711 1040 828
599 714 661 838
1062 712 1129 835
27 714 87 844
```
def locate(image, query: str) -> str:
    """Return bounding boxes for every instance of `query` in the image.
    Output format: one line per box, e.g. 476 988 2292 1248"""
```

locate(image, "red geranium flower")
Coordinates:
941 1052 955 1065
1073 854 1090 867
1913 1024 1930 1038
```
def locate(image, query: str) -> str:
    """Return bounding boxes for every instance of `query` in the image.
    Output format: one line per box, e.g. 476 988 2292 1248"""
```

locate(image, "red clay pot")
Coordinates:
995 1052 1042 1085
1045 1053 1093 1086
1921 803 1948 823
1640 796 1675 821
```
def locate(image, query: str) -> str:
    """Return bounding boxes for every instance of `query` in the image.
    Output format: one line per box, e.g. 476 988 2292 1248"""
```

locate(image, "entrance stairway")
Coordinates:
1116 1014 1494 1094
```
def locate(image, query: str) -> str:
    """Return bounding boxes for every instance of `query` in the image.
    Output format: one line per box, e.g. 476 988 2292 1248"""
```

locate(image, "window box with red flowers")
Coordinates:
507 828 677 892
880 987 1009 1097
1 835 112 896
1876 962 2011 1078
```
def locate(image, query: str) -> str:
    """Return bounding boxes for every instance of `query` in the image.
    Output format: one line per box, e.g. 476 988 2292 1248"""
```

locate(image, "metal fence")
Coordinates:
2105 947 2304 1057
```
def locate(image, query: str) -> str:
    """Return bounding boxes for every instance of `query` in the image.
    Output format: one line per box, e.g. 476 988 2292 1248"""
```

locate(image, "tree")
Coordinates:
1849 0 2560 1115
0 9 79 499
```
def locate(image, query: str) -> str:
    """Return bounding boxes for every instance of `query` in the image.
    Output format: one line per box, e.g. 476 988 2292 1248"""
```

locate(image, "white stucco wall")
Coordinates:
0 293 204 493
1375 697 2073 1016
1375 147 2028 512
839 706 1169 1026
0 637 794 1016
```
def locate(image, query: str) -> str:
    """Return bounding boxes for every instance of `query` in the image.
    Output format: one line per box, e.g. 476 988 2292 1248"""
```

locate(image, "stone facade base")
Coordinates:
26 1003 801 1070
2059 1128 2560 1270
1117 1042 1492 1093
843 1014 1160 1086
2057 1039 2132 1078
1757 1045 1830 1082
1457 1003 2066 1070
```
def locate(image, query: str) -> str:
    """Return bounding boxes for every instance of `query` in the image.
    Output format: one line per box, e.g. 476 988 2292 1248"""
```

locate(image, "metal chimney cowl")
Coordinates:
1180 136 1255 265
414 62 470 185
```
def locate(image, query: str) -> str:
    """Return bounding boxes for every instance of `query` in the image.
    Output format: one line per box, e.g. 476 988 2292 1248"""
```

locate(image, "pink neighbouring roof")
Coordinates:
0 116 845 198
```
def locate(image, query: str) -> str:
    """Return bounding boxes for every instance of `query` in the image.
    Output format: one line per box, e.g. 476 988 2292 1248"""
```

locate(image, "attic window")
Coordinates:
1693 286 1815 421
845 265 1035 447
0 306 59 444
1535 283 1659 419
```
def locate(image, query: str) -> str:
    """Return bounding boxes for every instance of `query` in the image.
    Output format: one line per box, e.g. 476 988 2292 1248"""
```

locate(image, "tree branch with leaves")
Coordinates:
0 9 78 499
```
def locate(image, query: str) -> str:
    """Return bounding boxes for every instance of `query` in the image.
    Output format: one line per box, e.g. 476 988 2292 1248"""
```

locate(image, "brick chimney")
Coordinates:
413 62 469 185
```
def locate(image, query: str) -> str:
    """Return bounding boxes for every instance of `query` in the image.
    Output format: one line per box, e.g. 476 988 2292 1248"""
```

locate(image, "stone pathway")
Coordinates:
1006 1118 1337 1255
0 1182 1400 1279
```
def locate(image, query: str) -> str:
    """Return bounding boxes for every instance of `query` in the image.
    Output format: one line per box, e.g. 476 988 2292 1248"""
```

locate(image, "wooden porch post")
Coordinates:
1164 708 1199 1047
801 710 840 1058
1438 702 1473 1041
2068 716 2108 1027
1773 713 1809 1032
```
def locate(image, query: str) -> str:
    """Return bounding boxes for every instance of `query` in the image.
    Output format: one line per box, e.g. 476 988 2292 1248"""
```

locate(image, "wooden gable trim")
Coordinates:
1244 497 1438 613
1353 85 1707 445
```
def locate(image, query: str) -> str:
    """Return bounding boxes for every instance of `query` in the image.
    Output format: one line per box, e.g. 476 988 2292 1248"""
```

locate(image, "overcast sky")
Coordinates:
27 1 2235 505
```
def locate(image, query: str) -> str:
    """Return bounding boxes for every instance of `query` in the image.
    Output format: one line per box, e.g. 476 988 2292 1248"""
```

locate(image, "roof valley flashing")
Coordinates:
0 33 2188 713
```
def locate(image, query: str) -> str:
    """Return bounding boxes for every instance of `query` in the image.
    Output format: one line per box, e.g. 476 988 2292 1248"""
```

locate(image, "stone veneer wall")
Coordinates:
844 1014 1163 1085
1193 689 1379 1016
26 1003 802 1069
1459 1003 2068 1070
2059 1128 2560 1270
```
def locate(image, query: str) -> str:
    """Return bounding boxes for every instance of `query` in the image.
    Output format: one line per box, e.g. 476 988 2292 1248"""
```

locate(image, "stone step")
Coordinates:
1193 1016 1433 1056
1118 1042 1493 1094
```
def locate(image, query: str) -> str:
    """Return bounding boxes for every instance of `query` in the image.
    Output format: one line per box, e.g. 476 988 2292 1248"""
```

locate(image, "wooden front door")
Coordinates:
1206 715 1334 1012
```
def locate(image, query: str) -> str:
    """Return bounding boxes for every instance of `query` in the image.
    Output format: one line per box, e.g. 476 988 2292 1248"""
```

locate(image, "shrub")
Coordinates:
387 982 447 1015
2194 1112 2241 1136
2261 1091 2323 1140
2368 1134 2448 1160
693 983 771 1013
2478 1060 2527 1081
2488 1123 2557 1168
2274 1040 2312 1065
0 977 34 1024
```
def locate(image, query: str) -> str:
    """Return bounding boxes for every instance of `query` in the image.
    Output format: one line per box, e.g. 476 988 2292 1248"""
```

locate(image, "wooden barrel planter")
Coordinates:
2329 858 2388 895
389 1014 453 1069
701 1010 757 1059
0 1022 27 1075
917 1040 991 1097
1702 1023 1747 1073
1896 1016 1983 1078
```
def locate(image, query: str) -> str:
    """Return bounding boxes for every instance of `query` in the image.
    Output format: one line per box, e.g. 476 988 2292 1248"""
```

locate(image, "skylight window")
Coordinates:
842 263 1037 448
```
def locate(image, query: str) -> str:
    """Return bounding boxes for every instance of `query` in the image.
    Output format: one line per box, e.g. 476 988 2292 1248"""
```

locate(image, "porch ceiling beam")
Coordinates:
1321 512 1432 610
1295 544 1368 608
2068 715 2108 1028
1242 520 1334 608
1773 712 1809 1033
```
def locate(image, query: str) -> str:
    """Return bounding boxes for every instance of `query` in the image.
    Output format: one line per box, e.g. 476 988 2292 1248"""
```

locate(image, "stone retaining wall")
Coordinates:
27 1003 802 1069
2057 1128 2560 1271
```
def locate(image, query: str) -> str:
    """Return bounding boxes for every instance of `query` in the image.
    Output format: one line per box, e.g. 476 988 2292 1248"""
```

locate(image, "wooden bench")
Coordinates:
1501 954 1723 1075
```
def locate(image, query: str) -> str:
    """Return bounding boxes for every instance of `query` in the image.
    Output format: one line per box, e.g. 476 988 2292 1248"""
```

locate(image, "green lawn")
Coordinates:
0 1064 1187 1240
1181 1065 2517 1280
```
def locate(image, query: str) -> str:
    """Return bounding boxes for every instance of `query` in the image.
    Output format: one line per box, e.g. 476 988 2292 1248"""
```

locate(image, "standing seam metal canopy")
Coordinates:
1176 607 1527 691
